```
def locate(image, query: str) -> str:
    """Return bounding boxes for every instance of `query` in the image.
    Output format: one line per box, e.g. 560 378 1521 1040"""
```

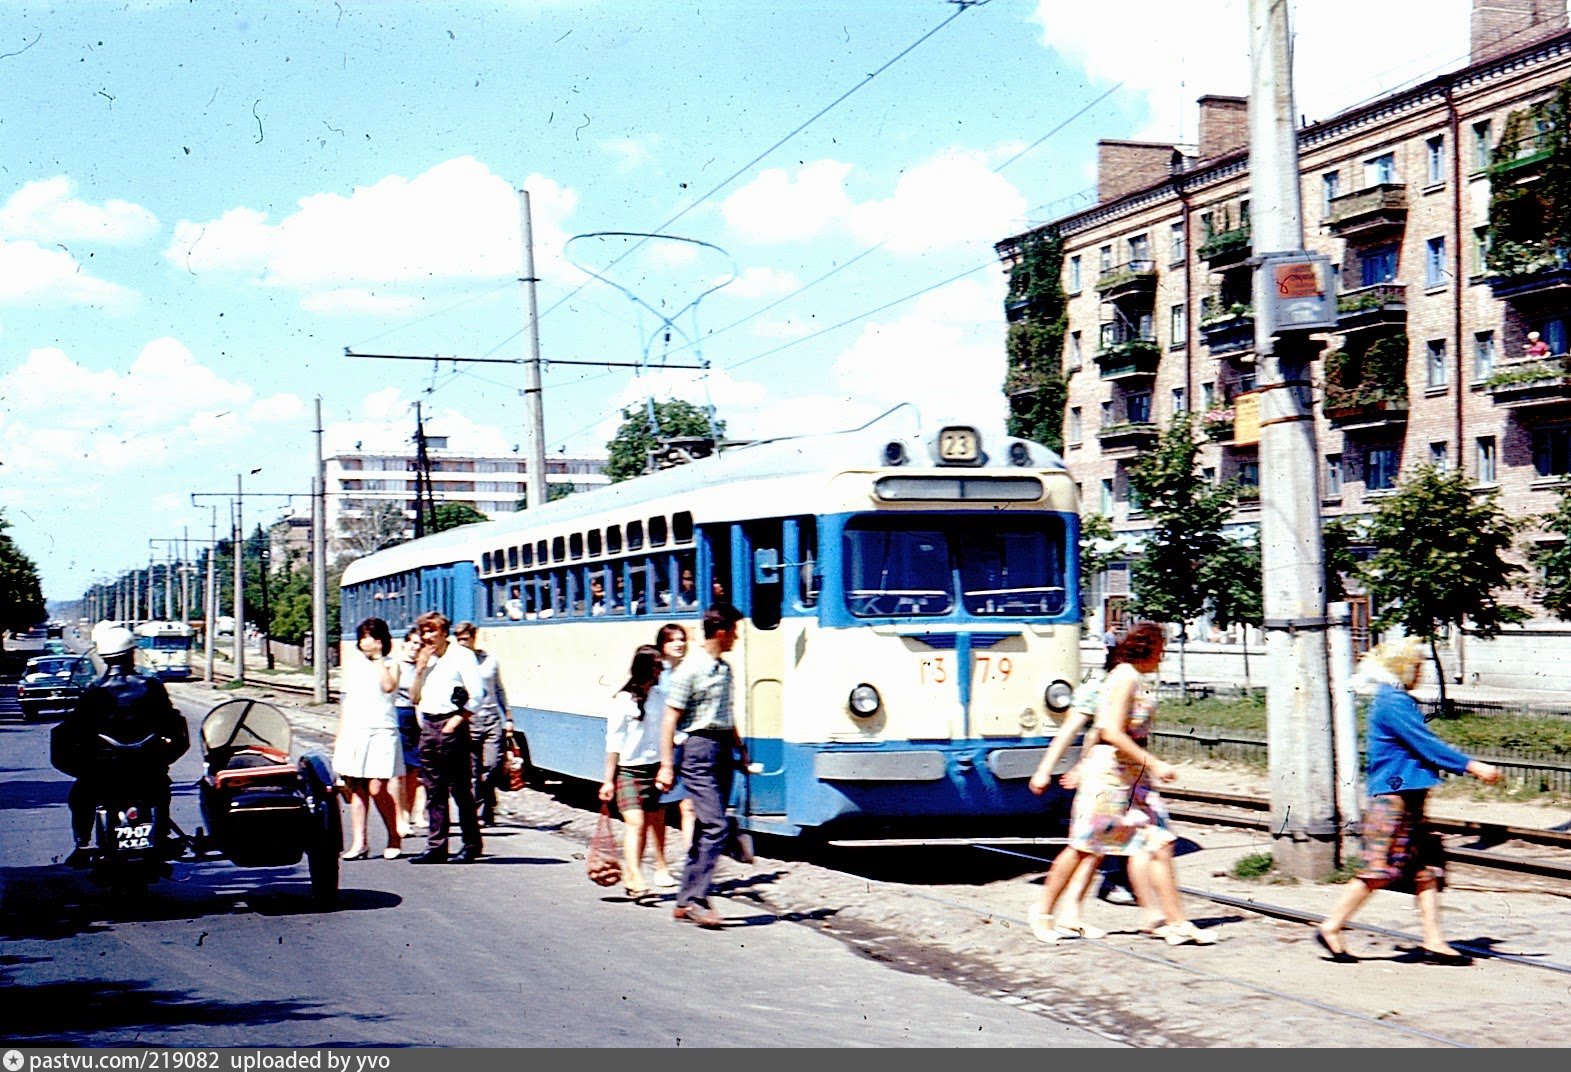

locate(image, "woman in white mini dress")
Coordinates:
334 617 404 860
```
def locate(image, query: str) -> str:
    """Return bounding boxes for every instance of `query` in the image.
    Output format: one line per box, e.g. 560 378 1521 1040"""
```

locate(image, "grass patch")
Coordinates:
1319 862 1361 885
1160 691 1269 733
218 680 247 691
1231 852 1275 879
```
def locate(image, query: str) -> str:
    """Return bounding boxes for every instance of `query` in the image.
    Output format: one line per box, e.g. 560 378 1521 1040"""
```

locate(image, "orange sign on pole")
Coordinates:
1273 261 1322 299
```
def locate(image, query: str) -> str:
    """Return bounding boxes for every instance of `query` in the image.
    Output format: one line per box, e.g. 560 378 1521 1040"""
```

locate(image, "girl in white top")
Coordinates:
598 644 667 899
334 618 403 860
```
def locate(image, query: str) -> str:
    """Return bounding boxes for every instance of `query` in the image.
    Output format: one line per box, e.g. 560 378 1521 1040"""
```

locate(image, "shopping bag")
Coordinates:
502 737 528 792
586 804 622 887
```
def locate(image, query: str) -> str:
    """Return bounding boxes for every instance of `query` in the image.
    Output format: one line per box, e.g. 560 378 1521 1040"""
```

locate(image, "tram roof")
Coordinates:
341 408 1066 585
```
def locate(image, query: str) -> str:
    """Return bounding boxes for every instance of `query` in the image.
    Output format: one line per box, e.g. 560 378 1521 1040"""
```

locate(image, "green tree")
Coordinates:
1357 464 1529 709
1531 483 1571 620
1002 230 1069 449
1077 510 1123 627
605 399 723 482
430 502 490 532
1198 533 1264 689
514 483 575 511
0 511 46 651
1126 412 1238 693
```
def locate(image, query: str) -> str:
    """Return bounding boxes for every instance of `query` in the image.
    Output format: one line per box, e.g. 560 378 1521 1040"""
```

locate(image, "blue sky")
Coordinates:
1 0 1475 601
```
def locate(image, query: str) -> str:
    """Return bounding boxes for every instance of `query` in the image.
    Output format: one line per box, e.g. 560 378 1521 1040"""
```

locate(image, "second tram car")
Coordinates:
340 410 1082 838
135 620 196 681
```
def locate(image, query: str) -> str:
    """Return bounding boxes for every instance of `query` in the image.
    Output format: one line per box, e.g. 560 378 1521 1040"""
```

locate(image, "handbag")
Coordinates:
502 736 527 792
586 804 623 887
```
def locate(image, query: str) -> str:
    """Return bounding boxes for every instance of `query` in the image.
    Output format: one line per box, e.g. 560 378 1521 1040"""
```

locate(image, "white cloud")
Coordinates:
0 238 139 310
721 160 855 244
0 177 159 244
323 388 519 457
163 158 583 311
1032 0 1472 143
301 288 425 317
598 136 659 173
720 151 1026 256
724 266 802 299
0 340 305 481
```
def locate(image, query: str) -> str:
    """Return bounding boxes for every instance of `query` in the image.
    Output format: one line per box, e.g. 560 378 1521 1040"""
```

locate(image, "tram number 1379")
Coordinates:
918 655 1013 686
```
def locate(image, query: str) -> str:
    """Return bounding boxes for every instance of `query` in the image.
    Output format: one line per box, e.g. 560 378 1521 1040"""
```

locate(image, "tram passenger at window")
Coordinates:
673 565 699 609
1314 637 1500 966
504 585 524 621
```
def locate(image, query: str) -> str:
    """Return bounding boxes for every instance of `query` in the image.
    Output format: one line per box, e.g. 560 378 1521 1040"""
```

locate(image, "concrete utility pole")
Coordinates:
1249 0 1339 878
205 509 217 683
233 473 245 680
312 397 329 705
519 188 549 513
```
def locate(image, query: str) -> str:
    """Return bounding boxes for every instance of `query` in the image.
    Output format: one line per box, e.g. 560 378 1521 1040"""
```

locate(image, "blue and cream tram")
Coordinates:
339 410 1082 837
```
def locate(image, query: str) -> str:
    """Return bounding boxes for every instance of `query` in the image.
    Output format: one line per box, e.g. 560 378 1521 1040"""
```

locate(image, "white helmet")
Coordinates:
95 625 136 659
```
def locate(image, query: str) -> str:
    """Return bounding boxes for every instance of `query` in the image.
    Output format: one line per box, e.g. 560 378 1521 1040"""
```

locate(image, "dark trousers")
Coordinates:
68 773 171 845
677 734 734 908
418 717 482 855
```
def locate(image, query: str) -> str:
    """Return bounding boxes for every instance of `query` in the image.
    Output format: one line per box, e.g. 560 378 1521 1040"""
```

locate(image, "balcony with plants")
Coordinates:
1485 82 1571 300
1199 295 1255 356
1094 259 1158 301
1094 328 1160 381
1096 420 1159 454
1334 282 1407 332
1482 353 1571 408
1198 205 1251 269
1321 334 1410 432
1201 405 1236 443
1325 184 1408 241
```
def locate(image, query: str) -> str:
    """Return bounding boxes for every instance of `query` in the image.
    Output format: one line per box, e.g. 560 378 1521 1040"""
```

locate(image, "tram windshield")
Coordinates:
842 517 1068 618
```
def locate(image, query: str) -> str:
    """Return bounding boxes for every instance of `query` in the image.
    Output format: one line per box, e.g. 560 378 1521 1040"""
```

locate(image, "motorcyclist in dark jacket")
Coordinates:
51 624 189 867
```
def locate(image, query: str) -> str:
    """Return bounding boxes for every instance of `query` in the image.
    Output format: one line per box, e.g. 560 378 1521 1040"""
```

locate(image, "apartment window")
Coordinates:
1068 255 1082 294
1128 233 1151 265
1170 303 1186 348
1199 211 1214 240
1238 460 1260 489
1427 339 1448 387
1426 237 1447 287
1430 442 1449 470
1169 222 1185 265
1101 400 1114 424
1100 479 1114 514
1365 152 1396 186
1171 387 1187 415
1099 244 1113 273
1474 331 1496 380
1201 381 1216 408
1473 119 1492 171
1069 407 1083 444
1365 445 1401 490
1362 245 1397 286
1126 391 1152 423
1322 171 1340 216
1068 330 1083 370
1473 227 1491 275
1533 426 1571 476
1202 467 1217 485
1326 454 1343 498
1477 436 1497 484
1426 136 1445 185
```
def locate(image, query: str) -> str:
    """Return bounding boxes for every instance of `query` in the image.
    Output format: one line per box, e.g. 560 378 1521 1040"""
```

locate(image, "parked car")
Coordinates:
16 655 98 722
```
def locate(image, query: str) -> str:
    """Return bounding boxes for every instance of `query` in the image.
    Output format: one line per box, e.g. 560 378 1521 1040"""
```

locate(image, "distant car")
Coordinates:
43 639 69 655
16 654 98 722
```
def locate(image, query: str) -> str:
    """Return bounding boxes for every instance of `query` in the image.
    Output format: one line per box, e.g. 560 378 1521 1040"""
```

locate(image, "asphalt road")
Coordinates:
0 691 1114 1048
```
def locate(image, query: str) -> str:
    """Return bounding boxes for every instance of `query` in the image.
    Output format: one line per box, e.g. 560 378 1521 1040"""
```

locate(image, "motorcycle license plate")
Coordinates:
114 821 155 850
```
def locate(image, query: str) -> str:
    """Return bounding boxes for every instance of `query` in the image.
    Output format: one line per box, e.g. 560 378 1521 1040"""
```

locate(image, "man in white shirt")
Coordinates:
408 610 486 864
453 621 512 827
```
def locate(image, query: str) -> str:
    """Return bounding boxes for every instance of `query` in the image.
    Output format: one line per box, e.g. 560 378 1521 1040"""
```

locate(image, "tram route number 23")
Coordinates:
918 655 1013 686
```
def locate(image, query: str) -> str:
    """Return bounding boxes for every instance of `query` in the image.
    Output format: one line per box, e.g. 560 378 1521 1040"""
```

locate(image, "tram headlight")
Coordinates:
848 683 881 717
1043 679 1074 712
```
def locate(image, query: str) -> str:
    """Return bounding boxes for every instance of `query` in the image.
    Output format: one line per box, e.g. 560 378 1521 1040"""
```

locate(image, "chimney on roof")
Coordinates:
1471 0 1567 64
1197 95 1249 160
1097 140 1178 203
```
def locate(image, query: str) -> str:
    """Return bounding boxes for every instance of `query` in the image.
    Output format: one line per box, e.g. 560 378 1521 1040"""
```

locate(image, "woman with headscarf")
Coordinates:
1315 637 1500 965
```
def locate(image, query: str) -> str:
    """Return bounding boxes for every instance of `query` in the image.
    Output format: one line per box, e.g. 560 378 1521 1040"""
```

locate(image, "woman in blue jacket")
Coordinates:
1315 637 1500 966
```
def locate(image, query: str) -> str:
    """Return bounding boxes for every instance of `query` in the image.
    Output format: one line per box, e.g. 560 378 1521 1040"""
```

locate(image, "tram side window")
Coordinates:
673 551 698 609
957 519 1067 616
795 516 819 609
705 533 732 604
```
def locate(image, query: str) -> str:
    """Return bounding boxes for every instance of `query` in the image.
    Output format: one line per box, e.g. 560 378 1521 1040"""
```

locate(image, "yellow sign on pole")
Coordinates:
1234 391 1261 446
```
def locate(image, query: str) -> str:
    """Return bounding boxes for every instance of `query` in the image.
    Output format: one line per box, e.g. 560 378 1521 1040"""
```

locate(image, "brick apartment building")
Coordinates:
996 0 1571 688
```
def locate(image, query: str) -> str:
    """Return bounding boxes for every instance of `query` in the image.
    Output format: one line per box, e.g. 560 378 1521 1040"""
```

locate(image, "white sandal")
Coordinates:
1028 906 1061 945
1054 920 1108 940
1155 921 1217 946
